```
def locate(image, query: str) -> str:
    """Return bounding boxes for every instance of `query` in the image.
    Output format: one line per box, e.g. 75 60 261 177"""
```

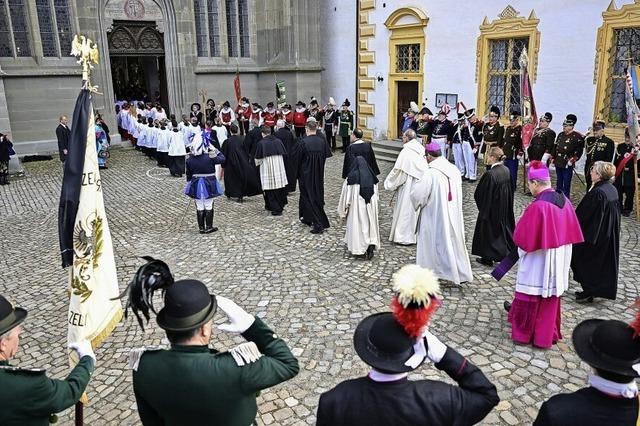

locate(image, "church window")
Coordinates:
395 44 420 73
238 0 249 57
0 0 31 57
54 0 73 56
475 6 540 119
486 37 529 116
225 0 238 57
35 0 73 57
36 0 57 57
605 27 640 123
195 0 221 57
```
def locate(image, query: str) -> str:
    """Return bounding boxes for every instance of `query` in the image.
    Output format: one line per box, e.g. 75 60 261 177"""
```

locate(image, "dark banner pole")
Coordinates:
75 402 83 426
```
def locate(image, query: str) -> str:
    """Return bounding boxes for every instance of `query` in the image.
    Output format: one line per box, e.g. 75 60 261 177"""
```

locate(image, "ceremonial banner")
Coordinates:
58 38 122 407
519 48 538 152
234 72 242 103
58 88 122 357
276 80 286 108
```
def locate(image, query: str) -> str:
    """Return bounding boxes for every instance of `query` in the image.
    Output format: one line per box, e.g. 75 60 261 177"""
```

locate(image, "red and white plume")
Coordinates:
391 265 442 338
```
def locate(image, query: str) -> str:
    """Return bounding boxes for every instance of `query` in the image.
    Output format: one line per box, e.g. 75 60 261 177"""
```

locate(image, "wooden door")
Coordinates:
396 81 419 138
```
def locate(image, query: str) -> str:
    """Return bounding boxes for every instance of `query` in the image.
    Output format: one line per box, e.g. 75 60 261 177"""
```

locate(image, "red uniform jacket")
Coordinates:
293 110 309 128
262 111 278 127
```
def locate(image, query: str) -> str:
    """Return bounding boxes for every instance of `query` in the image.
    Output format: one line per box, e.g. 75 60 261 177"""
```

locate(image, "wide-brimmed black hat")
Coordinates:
156 280 217 332
0 295 27 336
573 319 640 378
223 101 231 107
353 312 425 374
267 102 274 108
191 103 201 111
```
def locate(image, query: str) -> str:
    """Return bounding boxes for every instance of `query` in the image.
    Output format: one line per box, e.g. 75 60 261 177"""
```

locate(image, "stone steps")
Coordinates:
371 139 402 163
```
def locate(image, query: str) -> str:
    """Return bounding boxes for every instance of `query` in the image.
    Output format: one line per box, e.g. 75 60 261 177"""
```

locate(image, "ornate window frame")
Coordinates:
593 0 640 139
476 6 540 120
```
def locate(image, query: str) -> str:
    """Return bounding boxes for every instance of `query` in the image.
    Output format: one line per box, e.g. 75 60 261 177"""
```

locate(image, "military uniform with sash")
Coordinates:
584 130 615 188
338 101 354 152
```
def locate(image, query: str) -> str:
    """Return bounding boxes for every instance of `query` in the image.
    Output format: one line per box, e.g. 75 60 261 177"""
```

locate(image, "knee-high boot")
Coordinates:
197 210 206 234
204 208 218 233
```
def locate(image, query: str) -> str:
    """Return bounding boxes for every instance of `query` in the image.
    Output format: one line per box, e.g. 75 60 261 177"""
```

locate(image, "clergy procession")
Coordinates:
2 32 640 426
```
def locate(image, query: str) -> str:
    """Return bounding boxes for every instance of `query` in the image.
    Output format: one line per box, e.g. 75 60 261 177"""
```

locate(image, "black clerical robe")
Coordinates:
316 347 499 426
571 181 620 299
534 387 638 426
275 127 299 193
220 134 262 198
342 141 380 179
244 127 263 160
298 134 332 229
471 163 516 261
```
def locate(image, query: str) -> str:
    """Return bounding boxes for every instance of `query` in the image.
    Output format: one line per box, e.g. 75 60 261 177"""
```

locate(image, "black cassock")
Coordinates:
316 348 499 426
534 387 638 426
571 181 620 299
298 134 332 229
244 126 263 160
220 135 261 198
275 127 299 193
342 142 380 179
471 163 515 261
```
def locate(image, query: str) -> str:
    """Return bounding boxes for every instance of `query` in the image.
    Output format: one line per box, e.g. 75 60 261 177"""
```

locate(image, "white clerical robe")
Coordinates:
337 181 381 255
410 156 473 284
383 139 428 244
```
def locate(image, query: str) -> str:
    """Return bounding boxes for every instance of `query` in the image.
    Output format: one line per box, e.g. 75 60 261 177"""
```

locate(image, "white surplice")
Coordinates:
337 181 380 255
410 156 473 284
383 139 428 244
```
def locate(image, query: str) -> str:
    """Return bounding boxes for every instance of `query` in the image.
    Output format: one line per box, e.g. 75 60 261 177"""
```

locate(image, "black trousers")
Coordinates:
263 188 288 213
324 126 336 149
618 185 635 213
239 120 249 135
295 127 305 138
341 136 350 152
168 155 185 177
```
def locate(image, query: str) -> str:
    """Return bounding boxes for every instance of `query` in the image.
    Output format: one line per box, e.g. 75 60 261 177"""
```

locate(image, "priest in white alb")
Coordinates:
338 156 380 259
383 129 428 245
411 141 473 285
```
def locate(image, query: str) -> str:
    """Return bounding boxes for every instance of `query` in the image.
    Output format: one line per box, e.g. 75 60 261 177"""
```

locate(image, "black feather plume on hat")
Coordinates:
112 256 174 331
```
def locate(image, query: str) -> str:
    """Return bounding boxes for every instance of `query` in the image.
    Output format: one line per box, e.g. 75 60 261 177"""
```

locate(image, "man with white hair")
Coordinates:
411 141 473 285
384 129 427 245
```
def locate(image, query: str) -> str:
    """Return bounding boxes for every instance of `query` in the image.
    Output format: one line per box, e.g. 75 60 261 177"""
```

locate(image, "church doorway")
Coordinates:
395 81 419 138
107 20 168 111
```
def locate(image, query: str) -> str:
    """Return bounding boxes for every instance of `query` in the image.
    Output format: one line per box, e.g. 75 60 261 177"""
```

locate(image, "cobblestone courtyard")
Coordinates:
1 147 639 425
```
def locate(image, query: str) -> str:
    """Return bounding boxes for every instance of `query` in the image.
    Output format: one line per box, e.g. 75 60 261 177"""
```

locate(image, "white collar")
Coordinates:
490 162 503 168
353 139 364 144
588 373 638 398
368 370 408 382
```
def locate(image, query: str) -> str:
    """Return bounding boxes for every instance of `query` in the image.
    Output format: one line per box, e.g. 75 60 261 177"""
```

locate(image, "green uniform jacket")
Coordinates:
338 111 353 137
132 317 299 426
0 356 95 425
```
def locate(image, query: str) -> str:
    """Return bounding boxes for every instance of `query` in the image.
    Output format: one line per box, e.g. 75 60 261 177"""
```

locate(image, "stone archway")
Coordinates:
96 0 185 115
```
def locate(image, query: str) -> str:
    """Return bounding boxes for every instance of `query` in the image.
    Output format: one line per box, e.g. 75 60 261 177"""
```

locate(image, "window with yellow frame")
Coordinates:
476 6 540 120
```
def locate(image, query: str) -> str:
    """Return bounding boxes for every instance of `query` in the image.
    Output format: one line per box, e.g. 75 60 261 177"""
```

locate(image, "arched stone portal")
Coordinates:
96 0 185 115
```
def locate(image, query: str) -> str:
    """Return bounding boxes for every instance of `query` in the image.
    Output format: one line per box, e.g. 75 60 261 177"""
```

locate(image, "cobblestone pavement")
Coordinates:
0 147 638 425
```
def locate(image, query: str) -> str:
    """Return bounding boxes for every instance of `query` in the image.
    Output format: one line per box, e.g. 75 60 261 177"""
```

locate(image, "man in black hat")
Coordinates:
553 114 585 197
584 120 615 188
528 112 556 162
500 111 523 191
534 314 640 425
219 101 235 132
190 103 203 126
0 295 96 425
125 259 299 426
293 101 309 138
482 106 504 169
338 99 354 152
316 266 498 426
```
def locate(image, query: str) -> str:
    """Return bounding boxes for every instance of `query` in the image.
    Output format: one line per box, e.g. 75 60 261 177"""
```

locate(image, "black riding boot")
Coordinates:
204 208 218 233
197 210 206 234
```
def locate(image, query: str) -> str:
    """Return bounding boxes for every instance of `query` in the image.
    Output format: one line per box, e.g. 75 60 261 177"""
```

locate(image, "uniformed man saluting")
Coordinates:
121 258 299 426
584 120 615 188
0 295 96 425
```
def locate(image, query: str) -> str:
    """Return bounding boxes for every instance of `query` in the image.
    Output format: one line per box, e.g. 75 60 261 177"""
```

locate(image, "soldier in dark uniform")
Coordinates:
614 128 639 216
482 106 504 170
322 97 339 151
0 294 96 425
122 259 299 426
415 107 432 145
426 108 454 160
584 120 616 189
309 97 324 125
338 99 354 153
528 112 556 162
500 111 523 190
553 114 585 198
465 108 484 153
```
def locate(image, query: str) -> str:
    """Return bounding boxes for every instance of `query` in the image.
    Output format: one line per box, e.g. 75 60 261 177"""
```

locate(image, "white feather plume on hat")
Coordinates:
328 97 336 106
410 102 419 113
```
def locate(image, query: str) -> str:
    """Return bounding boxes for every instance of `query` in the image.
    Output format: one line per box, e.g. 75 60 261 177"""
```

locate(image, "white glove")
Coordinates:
424 330 447 364
69 340 96 363
517 154 523 161
541 153 550 164
567 159 574 167
217 296 255 333
472 148 478 154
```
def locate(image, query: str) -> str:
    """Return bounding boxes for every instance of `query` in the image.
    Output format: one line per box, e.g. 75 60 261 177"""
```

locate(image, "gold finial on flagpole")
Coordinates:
71 34 100 92
198 88 208 105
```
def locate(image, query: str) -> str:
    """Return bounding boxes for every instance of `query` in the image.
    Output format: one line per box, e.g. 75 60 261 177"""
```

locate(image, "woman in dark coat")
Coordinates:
571 161 621 303
0 132 14 185
471 147 515 266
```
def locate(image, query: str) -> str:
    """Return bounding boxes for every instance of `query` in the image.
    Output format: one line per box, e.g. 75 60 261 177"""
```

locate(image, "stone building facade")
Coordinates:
0 0 327 153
